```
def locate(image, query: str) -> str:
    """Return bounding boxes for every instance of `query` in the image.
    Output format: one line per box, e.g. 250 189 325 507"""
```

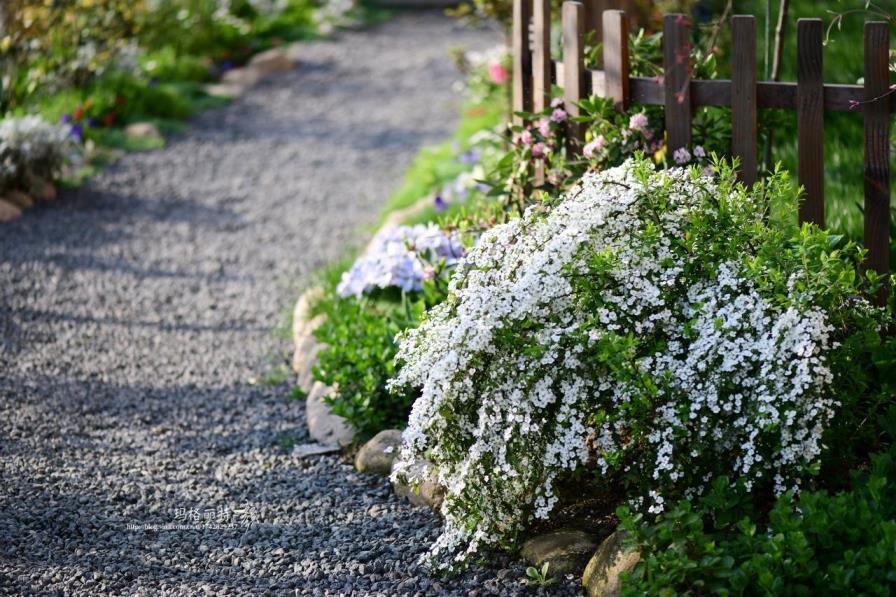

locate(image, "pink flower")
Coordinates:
673 147 691 165
628 113 648 132
532 142 547 158
538 117 551 137
488 63 508 84
582 135 605 159
520 130 534 146
550 108 567 122
551 97 564 108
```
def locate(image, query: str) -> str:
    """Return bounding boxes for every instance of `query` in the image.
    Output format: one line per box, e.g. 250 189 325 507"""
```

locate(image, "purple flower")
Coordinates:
628 112 649 132
583 135 605 159
69 124 83 142
532 142 547 159
87 117 98 128
673 147 691 165
550 108 567 123
459 148 480 165
550 97 563 108
434 195 447 212
59 114 72 124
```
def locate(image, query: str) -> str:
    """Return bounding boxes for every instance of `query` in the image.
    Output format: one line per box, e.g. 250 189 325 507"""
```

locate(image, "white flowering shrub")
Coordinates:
0 116 81 189
388 157 887 569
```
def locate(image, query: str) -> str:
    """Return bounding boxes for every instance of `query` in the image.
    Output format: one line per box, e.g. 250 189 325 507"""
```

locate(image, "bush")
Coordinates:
387 157 890 570
621 443 896 595
312 291 428 439
0 115 81 190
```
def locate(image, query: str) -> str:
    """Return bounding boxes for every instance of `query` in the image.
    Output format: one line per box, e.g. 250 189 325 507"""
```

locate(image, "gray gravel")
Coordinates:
0 12 582 596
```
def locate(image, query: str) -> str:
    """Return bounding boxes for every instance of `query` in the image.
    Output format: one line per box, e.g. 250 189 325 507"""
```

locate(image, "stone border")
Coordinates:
205 45 302 99
290 193 437 447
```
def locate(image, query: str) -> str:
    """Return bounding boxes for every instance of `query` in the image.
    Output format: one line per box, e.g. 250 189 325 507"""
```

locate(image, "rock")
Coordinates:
248 48 294 76
284 42 302 63
28 178 56 202
392 459 445 512
204 83 245 98
0 198 22 222
222 66 261 88
305 382 355 447
354 430 402 475
295 336 325 394
521 529 597 576
291 287 327 380
125 122 162 141
4 190 34 209
583 531 640 597
291 443 341 458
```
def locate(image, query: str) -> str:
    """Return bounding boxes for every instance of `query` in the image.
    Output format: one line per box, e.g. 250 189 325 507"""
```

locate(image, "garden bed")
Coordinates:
294 2 896 593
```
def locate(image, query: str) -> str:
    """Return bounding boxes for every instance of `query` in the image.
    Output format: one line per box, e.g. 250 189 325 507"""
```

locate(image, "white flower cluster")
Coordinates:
337 223 465 297
389 160 846 568
0 116 80 185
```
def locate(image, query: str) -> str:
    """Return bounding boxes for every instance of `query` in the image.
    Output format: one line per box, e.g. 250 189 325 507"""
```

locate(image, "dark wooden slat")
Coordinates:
513 0 533 125
863 21 891 300
583 0 601 38
663 14 692 155
602 9 630 111
797 18 824 227
563 1 586 148
533 0 551 112
731 15 758 185
553 62 894 112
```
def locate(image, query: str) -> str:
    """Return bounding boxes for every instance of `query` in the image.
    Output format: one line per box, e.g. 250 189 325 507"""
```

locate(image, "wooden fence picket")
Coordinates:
512 0 533 125
863 21 891 301
562 1 586 149
731 15 758 185
796 18 825 227
663 14 692 156
603 9 630 111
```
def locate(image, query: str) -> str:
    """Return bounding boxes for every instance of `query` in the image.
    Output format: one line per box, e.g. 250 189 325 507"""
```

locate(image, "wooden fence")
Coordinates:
512 0 893 296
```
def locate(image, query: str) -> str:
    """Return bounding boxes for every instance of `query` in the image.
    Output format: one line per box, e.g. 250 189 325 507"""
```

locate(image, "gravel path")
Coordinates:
0 12 581 596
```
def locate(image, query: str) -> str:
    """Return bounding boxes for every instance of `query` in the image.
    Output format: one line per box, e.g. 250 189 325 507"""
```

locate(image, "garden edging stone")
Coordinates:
355 429 402 475
582 530 640 597
0 199 23 222
305 381 355 447
520 529 598 576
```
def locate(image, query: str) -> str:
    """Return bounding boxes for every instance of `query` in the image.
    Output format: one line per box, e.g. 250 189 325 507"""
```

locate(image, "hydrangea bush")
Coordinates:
337 223 465 297
388 157 886 569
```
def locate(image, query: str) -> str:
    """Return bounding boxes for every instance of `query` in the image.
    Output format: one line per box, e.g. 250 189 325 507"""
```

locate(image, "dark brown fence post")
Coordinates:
663 14 692 156
603 9 630 112
563 1 586 149
731 15 758 185
533 0 551 186
533 0 551 113
513 0 533 126
796 18 824 227
863 21 891 302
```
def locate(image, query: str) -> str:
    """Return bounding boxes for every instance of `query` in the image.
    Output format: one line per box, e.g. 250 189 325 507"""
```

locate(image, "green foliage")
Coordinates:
620 445 896 595
311 291 429 439
524 562 557 586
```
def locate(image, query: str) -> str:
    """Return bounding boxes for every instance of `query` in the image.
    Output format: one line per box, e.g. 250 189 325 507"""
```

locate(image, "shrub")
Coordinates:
387 157 889 570
0 115 81 189
620 443 896 595
312 292 428 439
